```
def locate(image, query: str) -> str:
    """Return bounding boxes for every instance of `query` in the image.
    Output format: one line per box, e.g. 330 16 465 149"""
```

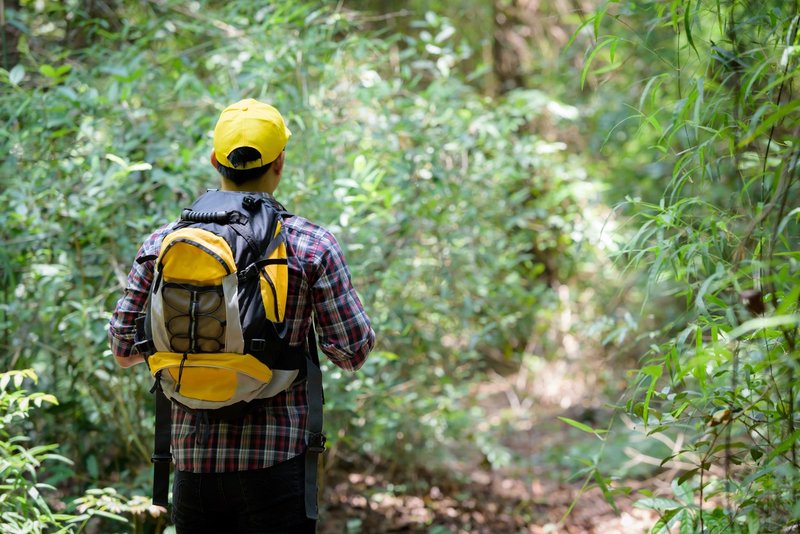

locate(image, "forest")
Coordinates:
1 0 798 532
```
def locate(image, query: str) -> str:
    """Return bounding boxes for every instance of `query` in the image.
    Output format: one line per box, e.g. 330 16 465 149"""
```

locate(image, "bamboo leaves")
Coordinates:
579 0 800 528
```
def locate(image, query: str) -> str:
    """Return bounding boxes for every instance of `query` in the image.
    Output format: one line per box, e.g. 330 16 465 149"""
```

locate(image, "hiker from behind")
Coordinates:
108 98 375 532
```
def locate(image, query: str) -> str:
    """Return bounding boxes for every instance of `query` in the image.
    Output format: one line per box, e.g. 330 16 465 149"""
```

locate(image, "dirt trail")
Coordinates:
320 464 656 533
320 359 659 533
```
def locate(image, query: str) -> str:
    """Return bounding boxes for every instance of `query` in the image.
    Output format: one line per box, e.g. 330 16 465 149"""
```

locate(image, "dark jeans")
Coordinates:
171 454 316 533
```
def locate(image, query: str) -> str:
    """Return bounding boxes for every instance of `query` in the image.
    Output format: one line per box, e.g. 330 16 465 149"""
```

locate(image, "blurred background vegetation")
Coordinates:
0 0 797 532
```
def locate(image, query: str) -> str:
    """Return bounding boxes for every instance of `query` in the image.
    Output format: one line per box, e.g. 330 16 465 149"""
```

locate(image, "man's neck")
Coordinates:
220 178 275 196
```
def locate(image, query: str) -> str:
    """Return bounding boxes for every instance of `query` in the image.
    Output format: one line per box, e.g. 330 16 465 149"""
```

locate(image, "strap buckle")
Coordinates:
307 432 326 454
134 339 155 356
151 453 172 464
242 195 263 212
248 339 267 354
237 263 260 281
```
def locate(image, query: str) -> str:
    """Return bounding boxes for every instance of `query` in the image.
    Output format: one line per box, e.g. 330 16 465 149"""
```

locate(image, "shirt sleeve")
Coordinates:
108 225 171 359
311 233 375 371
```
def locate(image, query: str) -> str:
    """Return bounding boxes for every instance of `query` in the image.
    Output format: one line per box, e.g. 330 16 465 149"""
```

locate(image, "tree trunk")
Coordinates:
492 0 526 95
1 0 21 70
492 0 597 95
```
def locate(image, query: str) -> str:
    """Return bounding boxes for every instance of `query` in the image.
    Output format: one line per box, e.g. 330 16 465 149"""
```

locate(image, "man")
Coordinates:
109 98 375 532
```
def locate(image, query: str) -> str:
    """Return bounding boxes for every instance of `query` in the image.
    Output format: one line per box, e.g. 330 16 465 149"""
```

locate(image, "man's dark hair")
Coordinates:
215 146 273 184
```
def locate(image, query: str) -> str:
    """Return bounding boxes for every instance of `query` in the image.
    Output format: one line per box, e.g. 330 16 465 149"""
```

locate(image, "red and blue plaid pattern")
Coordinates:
109 196 375 472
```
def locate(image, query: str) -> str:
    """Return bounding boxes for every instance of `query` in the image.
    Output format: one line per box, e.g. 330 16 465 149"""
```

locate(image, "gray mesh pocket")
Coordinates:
162 283 226 353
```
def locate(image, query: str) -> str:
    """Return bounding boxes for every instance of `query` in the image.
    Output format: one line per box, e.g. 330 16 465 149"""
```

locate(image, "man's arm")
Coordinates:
311 233 375 371
108 225 171 367
108 284 148 368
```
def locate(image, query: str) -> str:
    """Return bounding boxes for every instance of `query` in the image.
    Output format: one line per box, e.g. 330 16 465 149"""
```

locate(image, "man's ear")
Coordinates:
210 151 218 168
272 151 285 176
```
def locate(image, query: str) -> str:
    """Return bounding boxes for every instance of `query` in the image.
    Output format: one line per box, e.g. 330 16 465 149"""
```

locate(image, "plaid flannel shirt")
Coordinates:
108 195 375 472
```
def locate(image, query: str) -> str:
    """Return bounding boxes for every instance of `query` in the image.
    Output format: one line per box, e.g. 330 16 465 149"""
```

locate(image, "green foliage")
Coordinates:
576 0 800 530
0 369 166 533
1 0 610 513
0 369 70 532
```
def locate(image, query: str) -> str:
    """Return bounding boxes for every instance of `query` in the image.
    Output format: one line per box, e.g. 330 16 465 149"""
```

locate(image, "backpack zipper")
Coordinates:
175 353 188 393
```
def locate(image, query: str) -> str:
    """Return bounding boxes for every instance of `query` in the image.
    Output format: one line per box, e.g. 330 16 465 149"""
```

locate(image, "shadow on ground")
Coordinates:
319 358 660 533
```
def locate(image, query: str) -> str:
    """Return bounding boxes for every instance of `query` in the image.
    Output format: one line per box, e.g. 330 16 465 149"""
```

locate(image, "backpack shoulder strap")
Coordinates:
151 381 172 508
304 320 325 520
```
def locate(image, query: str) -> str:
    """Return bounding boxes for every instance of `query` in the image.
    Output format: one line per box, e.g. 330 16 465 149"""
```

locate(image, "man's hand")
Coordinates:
114 353 145 368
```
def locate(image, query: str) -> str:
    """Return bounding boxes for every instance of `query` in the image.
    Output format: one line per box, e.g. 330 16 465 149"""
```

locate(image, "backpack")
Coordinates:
136 189 304 407
134 189 325 518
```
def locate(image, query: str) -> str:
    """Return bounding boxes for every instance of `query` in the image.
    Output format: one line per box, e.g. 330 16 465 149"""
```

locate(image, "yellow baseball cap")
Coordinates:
213 98 292 170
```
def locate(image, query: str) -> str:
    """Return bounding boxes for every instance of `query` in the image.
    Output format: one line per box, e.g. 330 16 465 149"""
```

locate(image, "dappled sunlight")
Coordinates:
321 449 662 533
3 0 798 532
